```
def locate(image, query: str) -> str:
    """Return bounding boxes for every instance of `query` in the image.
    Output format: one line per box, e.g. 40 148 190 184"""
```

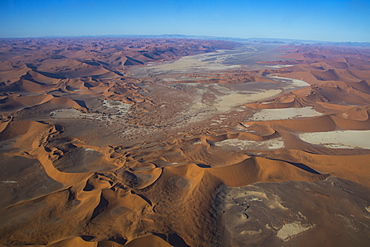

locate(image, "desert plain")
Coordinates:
0 37 370 246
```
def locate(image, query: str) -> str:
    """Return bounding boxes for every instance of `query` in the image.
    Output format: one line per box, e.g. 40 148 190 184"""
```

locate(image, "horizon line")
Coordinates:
0 34 370 45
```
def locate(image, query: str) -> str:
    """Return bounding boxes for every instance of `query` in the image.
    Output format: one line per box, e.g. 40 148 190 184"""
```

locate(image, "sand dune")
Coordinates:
0 62 31 84
25 70 61 85
243 109 370 134
0 38 370 246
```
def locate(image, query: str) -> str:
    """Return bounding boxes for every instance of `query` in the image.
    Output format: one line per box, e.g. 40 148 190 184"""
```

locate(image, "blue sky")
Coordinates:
0 0 369 42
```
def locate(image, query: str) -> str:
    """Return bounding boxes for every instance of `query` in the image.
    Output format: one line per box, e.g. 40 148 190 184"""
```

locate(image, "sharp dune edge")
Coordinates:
0 38 370 246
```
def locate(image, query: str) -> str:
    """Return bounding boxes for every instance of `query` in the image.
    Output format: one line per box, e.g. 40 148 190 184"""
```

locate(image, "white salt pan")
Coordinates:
299 130 370 149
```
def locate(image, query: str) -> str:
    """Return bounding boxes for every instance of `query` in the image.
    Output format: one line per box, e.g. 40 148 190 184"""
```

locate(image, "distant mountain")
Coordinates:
4 34 370 47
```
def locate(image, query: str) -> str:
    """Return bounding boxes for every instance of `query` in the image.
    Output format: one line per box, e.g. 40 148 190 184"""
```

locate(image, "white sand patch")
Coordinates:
102 100 131 113
145 49 240 73
277 222 314 241
248 107 322 121
214 137 284 150
173 84 283 126
265 65 294 69
51 100 131 124
299 130 370 149
215 89 282 112
50 109 85 118
268 75 310 87
240 229 262 235
233 190 287 210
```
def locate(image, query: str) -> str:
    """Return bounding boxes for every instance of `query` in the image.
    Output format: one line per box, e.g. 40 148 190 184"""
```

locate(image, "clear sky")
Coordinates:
0 0 369 42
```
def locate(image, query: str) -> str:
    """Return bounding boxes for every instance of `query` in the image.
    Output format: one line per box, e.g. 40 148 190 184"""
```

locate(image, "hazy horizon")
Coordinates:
1 0 370 42
1 34 370 45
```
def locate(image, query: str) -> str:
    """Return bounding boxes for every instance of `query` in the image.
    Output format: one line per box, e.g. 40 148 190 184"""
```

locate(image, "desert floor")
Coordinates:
0 38 370 246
